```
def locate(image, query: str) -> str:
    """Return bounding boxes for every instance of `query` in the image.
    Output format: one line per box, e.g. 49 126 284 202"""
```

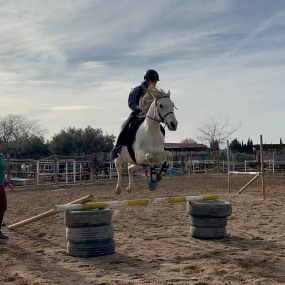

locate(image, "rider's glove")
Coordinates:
134 106 141 114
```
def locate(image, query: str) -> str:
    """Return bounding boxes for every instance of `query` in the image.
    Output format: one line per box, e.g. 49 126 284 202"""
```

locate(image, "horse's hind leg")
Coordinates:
114 157 124 195
127 163 139 192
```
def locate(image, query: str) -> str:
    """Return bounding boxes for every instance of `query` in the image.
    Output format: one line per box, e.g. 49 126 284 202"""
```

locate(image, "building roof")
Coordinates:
164 143 208 151
253 143 285 151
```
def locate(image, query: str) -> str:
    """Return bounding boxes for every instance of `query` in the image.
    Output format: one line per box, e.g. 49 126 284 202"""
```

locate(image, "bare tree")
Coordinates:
181 138 198 144
196 116 239 150
196 116 240 171
0 114 45 142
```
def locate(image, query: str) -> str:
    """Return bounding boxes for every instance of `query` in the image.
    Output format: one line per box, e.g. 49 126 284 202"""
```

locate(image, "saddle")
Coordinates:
123 115 165 164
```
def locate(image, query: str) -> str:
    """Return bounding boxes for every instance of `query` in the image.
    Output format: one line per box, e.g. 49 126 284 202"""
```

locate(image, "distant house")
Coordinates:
164 143 209 161
253 143 285 160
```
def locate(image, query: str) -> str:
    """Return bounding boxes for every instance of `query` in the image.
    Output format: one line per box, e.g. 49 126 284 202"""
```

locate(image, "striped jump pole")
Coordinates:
54 194 220 212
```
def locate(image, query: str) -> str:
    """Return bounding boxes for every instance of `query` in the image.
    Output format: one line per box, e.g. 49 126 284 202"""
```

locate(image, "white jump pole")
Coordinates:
238 173 260 194
229 171 260 175
228 135 266 199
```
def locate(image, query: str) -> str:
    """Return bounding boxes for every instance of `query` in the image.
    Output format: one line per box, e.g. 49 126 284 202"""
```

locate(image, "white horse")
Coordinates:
114 87 178 194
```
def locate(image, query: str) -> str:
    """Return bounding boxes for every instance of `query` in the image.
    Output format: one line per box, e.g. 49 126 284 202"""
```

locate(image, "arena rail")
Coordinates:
54 194 220 212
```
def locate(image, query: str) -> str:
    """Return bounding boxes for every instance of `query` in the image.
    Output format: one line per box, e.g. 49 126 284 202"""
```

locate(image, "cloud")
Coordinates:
0 1 284 143
45 105 101 111
198 8 285 73
80 61 109 70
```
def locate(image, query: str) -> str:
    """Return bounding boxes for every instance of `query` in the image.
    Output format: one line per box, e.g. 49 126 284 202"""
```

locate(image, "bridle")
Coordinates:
146 94 175 124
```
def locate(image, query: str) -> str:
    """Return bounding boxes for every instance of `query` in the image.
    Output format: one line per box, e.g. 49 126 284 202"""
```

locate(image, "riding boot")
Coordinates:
0 212 8 240
110 113 136 160
110 136 123 160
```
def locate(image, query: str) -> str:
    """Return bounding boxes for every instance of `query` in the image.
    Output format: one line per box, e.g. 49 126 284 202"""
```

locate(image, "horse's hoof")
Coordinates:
115 188 121 195
147 179 158 191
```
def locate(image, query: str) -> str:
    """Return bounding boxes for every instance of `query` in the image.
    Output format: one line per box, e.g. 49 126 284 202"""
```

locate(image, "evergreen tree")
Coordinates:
49 126 115 156
229 139 242 153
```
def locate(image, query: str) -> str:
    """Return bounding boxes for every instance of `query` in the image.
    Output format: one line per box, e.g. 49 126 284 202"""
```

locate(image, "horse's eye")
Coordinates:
159 104 163 108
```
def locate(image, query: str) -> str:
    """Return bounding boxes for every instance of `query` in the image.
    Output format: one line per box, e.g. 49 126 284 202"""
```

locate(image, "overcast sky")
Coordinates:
0 0 284 145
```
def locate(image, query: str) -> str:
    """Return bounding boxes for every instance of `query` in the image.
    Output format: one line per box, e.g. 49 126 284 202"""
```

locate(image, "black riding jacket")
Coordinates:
128 81 148 112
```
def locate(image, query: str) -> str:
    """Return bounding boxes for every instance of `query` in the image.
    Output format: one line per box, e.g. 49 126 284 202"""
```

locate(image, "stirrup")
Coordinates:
158 162 169 179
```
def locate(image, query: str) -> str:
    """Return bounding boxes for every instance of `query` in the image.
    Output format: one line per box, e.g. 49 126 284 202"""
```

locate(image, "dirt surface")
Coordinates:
1 174 285 285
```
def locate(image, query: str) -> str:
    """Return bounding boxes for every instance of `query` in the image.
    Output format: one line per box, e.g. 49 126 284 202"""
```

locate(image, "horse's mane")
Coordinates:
139 87 170 115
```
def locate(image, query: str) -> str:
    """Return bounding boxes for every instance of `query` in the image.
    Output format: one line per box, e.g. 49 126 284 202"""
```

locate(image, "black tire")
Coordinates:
67 238 115 257
188 200 232 218
64 209 112 228
66 224 114 242
190 217 228 228
190 226 227 239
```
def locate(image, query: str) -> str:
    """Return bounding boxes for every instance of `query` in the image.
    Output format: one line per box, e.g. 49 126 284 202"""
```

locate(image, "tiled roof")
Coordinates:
164 143 208 149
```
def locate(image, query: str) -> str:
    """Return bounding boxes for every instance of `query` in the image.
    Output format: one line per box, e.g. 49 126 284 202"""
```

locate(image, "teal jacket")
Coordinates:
0 153 6 185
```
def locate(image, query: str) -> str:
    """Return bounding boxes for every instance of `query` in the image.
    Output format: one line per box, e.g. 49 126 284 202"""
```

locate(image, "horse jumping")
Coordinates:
114 87 178 194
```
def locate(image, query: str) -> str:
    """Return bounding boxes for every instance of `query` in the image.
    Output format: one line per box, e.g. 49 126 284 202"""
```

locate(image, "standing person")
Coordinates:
0 138 13 240
110 69 160 159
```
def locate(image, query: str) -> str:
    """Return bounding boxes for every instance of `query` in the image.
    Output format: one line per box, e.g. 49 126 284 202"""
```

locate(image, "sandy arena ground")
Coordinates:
0 174 284 285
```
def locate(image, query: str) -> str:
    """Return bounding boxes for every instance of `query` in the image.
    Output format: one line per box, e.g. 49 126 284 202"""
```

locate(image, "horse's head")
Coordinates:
149 88 178 131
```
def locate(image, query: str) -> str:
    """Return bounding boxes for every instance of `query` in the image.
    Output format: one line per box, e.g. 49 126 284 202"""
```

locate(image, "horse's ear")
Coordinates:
167 90 171 96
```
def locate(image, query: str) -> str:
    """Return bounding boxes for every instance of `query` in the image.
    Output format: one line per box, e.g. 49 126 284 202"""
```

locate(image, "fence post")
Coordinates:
36 160 40 185
54 155 59 184
66 161 68 183
260 135 266 199
90 154 94 181
227 141 230 193
73 160 76 182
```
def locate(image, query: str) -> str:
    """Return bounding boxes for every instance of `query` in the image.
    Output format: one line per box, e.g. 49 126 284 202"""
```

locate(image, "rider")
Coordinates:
110 69 160 160
0 138 14 241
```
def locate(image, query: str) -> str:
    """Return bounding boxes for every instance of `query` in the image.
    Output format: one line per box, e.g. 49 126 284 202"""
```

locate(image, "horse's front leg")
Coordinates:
154 150 172 164
163 151 173 163
144 152 172 166
114 157 123 195
127 163 139 192
144 153 156 165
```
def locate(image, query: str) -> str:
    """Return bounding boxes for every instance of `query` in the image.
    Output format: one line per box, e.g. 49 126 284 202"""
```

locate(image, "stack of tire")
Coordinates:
187 200 232 239
65 208 115 257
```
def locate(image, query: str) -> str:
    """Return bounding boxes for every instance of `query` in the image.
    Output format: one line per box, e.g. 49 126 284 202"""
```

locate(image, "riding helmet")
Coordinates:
144 69 160 81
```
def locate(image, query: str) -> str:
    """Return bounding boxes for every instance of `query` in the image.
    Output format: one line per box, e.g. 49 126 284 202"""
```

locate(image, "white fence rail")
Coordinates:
6 156 285 187
190 159 284 174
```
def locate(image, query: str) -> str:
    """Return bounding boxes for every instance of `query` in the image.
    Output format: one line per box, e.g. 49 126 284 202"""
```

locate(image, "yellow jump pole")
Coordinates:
8 194 94 230
54 194 220 212
260 134 266 199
